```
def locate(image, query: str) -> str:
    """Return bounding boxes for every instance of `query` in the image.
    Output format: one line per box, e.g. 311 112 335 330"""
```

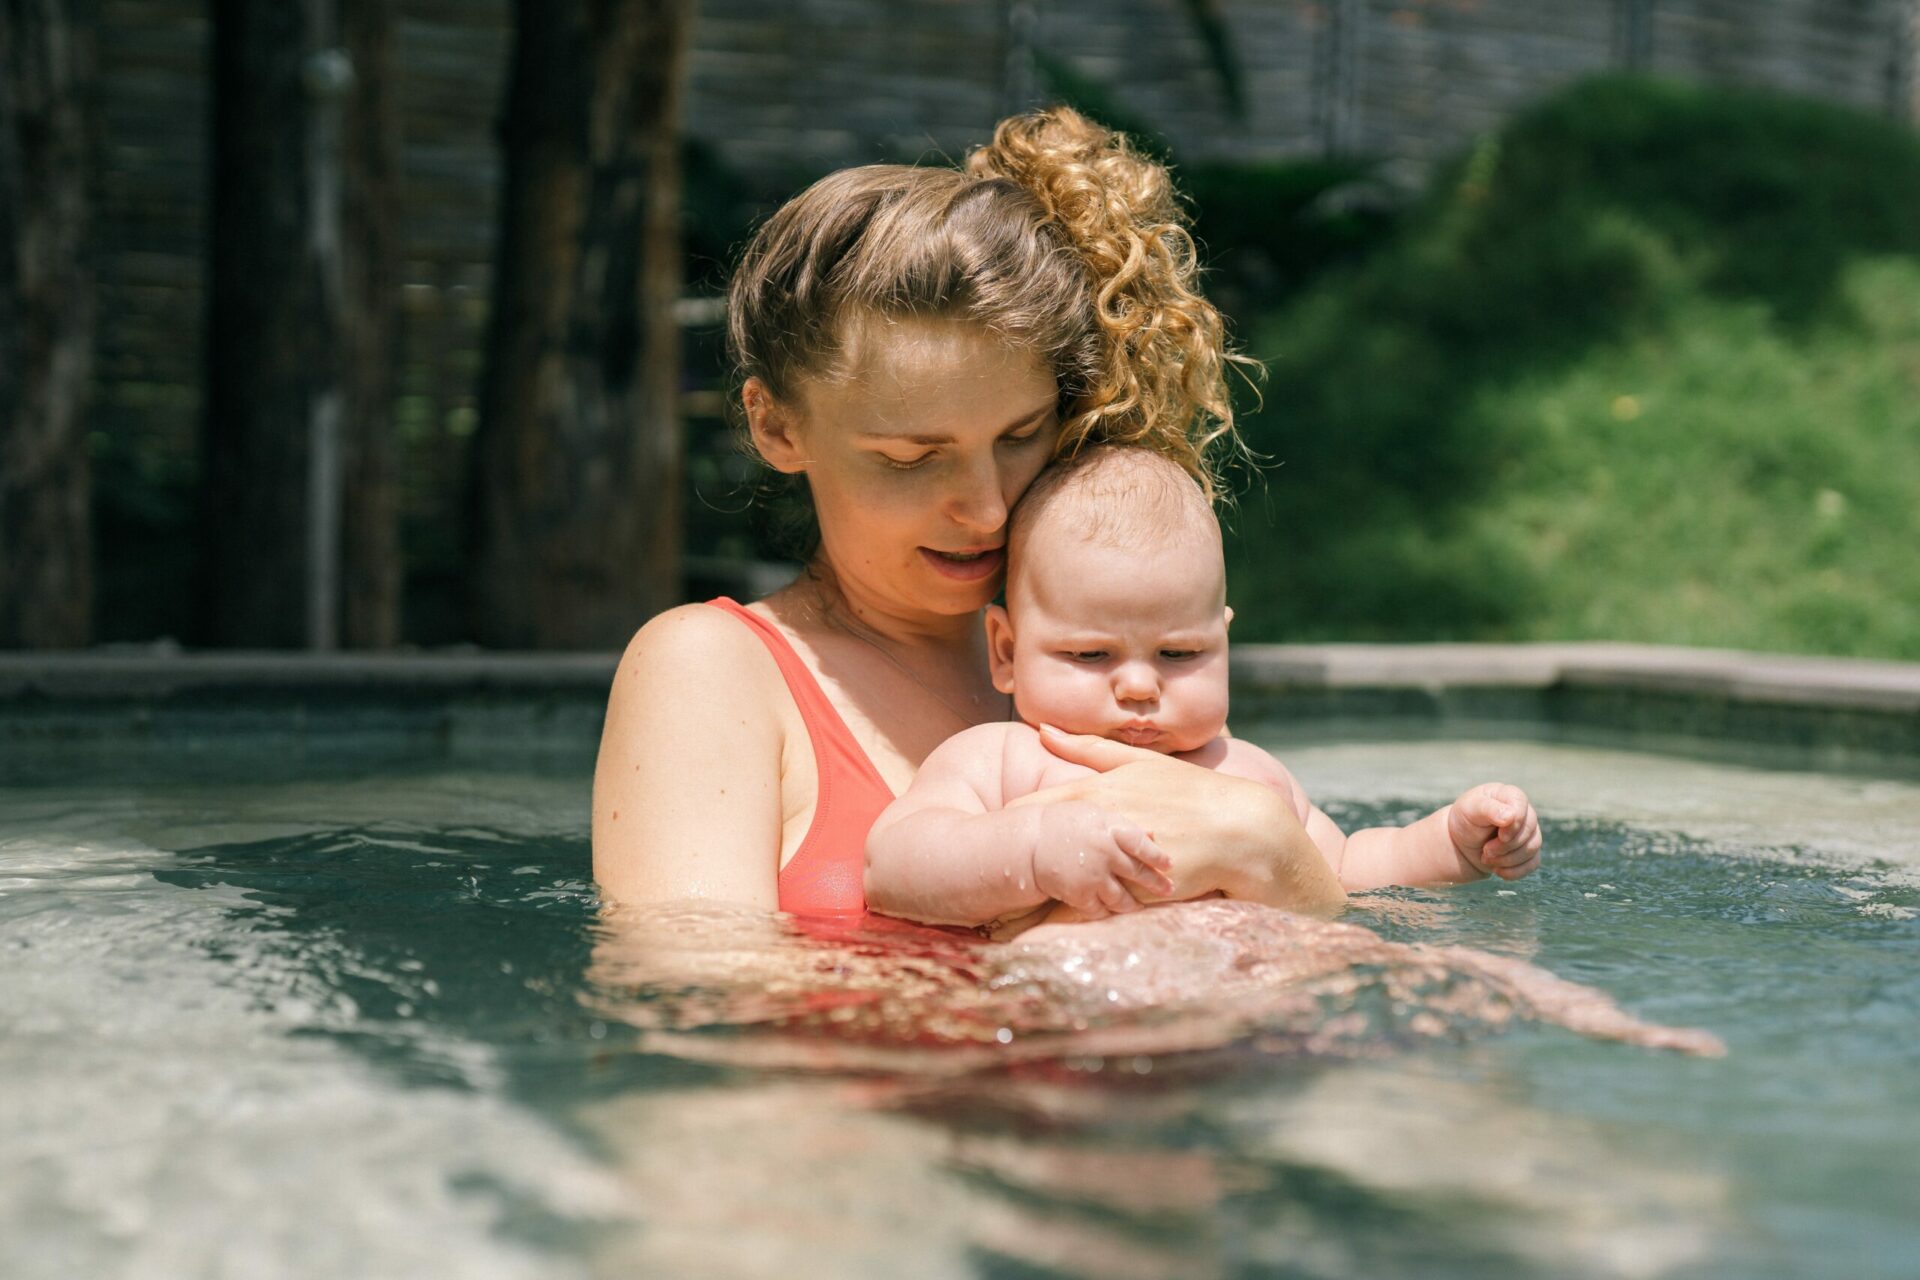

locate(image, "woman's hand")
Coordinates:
1009 727 1347 914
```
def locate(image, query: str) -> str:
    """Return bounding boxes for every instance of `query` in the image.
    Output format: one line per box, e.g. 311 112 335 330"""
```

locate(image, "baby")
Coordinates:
864 446 1542 930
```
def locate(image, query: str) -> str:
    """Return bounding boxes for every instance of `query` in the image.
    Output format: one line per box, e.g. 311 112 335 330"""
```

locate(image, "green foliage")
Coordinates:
1225 75 1920 658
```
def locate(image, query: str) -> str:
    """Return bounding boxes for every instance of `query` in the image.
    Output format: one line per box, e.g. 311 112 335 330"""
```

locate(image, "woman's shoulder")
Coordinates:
612 602 786 709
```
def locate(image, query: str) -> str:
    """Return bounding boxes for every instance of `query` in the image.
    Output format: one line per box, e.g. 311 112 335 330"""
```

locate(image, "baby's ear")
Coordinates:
1223 605 1235 629
984 605 1018 694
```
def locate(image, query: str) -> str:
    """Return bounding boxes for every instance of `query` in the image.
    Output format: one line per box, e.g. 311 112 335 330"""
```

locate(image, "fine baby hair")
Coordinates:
725 106 1254 525
1005 445 1224 604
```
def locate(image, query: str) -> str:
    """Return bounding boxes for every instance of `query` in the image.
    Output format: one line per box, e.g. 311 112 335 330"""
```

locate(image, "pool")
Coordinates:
2 663 1917 1278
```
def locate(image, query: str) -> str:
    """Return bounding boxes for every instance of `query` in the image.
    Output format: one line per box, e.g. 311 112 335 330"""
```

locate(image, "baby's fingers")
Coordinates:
1491 847 1540 880
1112 828 1175 897
1094 874 1142 915
1483 815 1542 880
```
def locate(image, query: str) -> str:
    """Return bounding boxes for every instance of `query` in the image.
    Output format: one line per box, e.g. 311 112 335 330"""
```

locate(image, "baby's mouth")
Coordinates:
1113 723 1162 746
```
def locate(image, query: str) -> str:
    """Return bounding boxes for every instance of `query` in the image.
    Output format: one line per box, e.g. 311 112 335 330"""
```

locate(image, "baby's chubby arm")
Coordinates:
1334 783 1541 890
864 723 1174 928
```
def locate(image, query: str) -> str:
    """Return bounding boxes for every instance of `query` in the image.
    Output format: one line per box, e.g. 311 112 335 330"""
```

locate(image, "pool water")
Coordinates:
2 735 1916 1279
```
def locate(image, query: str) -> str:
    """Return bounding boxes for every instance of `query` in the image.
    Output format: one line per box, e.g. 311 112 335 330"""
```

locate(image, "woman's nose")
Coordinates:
945 460 1010 535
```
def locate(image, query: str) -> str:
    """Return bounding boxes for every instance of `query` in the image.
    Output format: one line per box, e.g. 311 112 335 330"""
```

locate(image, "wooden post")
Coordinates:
200 0 399 648
467 0 691 649
0 0 96 649
340 0 401 648
1891 0 1919 125
1613 0 1657 71
1313 0 1362 157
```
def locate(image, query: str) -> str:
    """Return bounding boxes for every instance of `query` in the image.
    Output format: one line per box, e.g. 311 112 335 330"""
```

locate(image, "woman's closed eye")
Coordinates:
876 425 1044 471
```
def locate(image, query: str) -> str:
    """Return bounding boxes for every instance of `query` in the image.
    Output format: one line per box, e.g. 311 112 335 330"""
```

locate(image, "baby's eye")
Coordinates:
1066 650 1109 663
1159 649 1200 661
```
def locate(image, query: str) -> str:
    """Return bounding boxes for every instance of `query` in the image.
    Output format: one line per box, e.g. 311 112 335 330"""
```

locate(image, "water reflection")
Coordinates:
137 820 1734 1278
585 898 1723 1075
576 899 1730 1275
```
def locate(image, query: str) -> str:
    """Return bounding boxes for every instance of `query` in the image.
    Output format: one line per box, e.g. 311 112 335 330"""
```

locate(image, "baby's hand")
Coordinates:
1032 801 1176 918
1448 783 1542 881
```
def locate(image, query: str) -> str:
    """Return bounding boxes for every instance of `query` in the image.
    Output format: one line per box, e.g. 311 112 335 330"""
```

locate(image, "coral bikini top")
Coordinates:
706 598 895 916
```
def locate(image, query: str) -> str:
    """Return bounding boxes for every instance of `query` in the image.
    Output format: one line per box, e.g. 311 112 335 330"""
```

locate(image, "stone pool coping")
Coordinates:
1228 643 1920 714
1 643 1915 776
1 642 1915 712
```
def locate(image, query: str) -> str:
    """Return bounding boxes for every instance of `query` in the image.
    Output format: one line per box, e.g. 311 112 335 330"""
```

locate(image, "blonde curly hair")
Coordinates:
727 106 1253 506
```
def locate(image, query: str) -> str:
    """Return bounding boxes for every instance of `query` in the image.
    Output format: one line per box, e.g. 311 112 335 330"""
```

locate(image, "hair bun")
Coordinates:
967 108 1247 497
966 107 1180 253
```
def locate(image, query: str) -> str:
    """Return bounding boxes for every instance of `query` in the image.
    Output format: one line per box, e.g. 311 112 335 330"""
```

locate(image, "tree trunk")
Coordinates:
200 0 400 648
0 0 95 649
468 0 689 650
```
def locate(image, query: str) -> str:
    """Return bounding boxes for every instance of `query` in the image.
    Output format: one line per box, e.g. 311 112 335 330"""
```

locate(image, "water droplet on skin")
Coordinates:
1106 989 1120 1003
995 1027 1013 1044
1017 878 1027 891
1132 1057 1153 1075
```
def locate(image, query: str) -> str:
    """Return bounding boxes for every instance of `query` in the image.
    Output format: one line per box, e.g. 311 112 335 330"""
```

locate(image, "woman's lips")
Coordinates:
919 547 1005 582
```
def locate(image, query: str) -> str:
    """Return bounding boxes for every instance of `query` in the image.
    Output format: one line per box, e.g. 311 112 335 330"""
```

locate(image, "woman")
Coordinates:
591 108 1343 918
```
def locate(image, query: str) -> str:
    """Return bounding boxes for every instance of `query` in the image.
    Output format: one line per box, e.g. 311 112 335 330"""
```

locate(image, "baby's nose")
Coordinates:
1113 663 1160 703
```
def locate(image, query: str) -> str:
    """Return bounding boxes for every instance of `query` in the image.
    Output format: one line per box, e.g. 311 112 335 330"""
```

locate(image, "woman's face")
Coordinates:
752 318 1060 620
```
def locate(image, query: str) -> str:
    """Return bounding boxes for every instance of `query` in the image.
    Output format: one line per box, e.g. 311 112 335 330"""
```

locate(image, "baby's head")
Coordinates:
987 446 1232 753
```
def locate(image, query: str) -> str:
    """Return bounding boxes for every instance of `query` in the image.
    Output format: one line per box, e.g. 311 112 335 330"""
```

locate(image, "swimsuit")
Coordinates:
706 598 895 916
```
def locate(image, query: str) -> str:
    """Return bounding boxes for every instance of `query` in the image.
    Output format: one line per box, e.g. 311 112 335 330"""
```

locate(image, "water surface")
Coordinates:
2 737 1915 1278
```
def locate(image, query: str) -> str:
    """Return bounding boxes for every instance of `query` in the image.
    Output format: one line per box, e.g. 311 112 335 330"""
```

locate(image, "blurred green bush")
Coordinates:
1222 74 1920 659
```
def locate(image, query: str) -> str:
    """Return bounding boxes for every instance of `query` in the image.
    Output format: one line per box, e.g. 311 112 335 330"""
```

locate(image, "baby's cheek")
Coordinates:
1170 672 1231 746
1012 662 1098 731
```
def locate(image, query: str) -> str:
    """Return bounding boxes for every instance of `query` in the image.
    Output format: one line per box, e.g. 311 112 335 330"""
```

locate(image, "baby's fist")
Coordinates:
1448 783 1541 881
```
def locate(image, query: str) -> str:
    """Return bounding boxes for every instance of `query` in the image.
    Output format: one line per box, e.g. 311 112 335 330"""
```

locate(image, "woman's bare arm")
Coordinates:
1017 727 1348 914
592 605 787 910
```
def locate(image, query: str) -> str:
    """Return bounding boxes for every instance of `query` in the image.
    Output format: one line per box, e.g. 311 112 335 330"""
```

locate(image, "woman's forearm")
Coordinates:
864 806 1050 927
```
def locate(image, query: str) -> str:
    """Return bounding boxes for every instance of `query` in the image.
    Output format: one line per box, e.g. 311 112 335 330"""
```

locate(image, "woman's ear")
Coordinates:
985 604 1018 694
743 377 809 474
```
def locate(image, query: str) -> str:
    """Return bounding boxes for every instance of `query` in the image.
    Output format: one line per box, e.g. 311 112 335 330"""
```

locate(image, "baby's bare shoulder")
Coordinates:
907 721 1031 810
1204 738 1312 822
1182 736 1294 788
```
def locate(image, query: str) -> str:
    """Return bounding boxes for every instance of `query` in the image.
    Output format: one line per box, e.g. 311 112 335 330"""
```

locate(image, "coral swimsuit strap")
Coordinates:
706 598 895 916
